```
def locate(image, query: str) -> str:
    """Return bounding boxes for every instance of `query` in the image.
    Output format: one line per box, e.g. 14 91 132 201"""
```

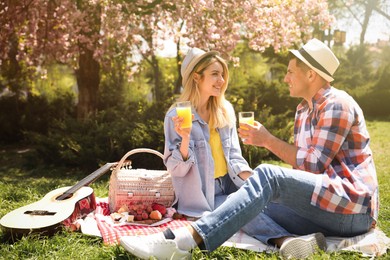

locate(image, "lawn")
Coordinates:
0 120 389 259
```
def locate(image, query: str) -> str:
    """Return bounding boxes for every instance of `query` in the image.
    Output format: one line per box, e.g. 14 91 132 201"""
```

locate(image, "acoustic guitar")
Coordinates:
0 162 117 237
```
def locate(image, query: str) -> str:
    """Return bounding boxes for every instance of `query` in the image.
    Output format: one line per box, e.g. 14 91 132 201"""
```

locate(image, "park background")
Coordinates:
0 0 389 259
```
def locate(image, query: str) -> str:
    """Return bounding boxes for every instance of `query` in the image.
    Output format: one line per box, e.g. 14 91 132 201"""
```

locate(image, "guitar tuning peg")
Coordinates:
124 160 132 169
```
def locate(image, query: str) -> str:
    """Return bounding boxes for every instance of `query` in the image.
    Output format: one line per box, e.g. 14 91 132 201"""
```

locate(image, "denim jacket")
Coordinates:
163 106 252 217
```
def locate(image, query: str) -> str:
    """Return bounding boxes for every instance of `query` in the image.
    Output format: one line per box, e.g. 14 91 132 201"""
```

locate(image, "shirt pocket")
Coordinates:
194 139 207 151
221 137 231 149
221 136 231 157
193 140 208 165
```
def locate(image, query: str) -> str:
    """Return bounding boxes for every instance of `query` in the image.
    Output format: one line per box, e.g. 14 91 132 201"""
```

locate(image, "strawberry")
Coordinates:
151 203 167 215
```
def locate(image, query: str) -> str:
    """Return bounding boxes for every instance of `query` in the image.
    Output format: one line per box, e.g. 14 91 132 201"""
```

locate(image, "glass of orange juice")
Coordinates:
239 112 254 130
176 101 192 128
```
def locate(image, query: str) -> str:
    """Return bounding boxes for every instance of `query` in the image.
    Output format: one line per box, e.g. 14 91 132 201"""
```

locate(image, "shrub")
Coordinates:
0 92 75 144
28 100 167 170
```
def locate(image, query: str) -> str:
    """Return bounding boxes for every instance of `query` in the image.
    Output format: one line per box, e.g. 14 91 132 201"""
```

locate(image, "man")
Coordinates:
120 39 379 259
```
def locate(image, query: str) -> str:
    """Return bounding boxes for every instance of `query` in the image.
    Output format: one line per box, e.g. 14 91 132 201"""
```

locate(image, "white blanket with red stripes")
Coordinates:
78 198 390 257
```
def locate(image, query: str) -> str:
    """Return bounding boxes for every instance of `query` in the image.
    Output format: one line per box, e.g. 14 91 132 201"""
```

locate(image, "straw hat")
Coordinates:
181 47 219 87
290 38 340 82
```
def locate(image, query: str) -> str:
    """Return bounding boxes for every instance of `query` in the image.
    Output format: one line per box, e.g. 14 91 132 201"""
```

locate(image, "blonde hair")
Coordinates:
177 54 236 128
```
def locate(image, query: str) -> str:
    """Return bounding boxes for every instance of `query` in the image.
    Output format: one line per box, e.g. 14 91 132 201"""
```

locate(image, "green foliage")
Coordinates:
0 92 75 144
0 95 24 143
333 45 374 94
99 55 178 107
3 41 390 170
357 63 390 119
0 45 31 96
334 44 390 120
0 63 76 144
28 100 169 170
228 44 297 166
32 64 76 102
229 42 270 88
1 56 179 169
99 54 135 109
157 56 180 100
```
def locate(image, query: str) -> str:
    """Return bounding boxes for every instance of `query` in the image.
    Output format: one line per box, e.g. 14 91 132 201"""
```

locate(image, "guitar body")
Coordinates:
0 162 115 239
0 186 95 237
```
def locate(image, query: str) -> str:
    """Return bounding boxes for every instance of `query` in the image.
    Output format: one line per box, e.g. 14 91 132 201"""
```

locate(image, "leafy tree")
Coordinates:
0 0 156 119
333 45 375 94
355 45 390 118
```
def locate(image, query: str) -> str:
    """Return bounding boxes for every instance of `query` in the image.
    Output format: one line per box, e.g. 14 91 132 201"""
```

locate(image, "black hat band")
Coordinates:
299 48 332 77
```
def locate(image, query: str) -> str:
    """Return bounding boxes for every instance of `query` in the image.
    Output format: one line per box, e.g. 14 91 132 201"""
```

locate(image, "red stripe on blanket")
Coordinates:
94 200 192 245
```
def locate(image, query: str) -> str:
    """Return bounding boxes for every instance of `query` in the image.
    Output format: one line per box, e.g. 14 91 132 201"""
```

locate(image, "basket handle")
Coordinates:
113 148 164 174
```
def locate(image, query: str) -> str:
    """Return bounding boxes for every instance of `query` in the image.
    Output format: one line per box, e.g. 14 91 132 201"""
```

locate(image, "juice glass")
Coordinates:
239 112 254 130
176 101 192 128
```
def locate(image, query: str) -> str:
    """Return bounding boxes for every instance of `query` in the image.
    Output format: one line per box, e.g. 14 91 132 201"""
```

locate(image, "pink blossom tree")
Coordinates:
0 0 334 119
114 0 335 94
0 0 153 119
174 0 334 57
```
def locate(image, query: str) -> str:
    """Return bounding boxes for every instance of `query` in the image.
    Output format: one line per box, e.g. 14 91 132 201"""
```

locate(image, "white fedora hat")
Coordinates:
290 38 340 82
181 47 219 87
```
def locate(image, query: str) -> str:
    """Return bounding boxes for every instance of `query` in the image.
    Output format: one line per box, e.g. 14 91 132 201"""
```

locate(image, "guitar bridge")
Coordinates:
24 210 56 216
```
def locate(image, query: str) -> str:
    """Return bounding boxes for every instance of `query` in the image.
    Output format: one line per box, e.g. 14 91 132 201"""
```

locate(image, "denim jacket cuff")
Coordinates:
171 147 195 164
229 164 252 187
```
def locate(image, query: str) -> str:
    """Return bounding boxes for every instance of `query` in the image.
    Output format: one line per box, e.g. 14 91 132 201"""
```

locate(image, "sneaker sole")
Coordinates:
280 233 326 259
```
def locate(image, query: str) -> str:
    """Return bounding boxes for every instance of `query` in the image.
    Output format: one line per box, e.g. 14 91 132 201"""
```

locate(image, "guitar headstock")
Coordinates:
111 160 132 171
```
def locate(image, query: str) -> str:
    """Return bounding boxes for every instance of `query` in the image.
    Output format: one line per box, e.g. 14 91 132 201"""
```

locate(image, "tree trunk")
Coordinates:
151 54 162 102
75 47 100 120
360 0 377 46
74 0 101 120
174 40 182 95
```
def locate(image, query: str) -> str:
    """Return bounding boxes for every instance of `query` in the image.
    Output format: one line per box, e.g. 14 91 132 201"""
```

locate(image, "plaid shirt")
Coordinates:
294 86 378 220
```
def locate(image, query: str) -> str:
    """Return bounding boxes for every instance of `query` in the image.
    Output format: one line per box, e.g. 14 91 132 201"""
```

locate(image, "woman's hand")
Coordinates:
172 115 193 139
172 115 193 160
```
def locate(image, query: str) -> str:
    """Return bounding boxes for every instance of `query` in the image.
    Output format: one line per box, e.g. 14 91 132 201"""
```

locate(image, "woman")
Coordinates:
164 47 252 217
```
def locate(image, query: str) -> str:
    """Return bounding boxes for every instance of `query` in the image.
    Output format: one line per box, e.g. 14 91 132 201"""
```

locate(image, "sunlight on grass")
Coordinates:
0 121 389 259
367 121 390 235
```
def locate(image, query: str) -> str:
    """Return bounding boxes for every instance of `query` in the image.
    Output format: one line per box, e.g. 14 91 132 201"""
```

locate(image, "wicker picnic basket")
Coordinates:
108 148 175 213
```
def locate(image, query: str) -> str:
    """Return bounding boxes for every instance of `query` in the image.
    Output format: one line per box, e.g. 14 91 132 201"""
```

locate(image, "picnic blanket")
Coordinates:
78 198 390 257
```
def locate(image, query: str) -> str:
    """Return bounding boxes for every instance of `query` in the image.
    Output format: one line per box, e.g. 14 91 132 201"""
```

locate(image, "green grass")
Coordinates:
0 121 389 259
367 121 390 236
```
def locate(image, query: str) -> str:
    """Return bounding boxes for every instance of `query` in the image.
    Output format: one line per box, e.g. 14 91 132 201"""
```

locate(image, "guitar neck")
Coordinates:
57 162 116 200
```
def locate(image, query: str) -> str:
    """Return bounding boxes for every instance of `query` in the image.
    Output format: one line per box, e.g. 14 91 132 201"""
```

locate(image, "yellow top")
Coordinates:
209 119 227 179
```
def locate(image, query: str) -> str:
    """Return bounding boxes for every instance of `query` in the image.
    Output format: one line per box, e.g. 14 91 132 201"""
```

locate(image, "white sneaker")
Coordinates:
120 232 192 260
279 233 326 259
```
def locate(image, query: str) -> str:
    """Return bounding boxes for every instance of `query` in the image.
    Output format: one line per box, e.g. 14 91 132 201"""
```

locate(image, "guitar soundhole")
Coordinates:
24 210 56 216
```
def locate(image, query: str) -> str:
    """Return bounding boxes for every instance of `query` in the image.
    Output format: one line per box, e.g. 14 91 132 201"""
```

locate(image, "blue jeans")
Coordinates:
191 164 374 252
214 173 238 209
